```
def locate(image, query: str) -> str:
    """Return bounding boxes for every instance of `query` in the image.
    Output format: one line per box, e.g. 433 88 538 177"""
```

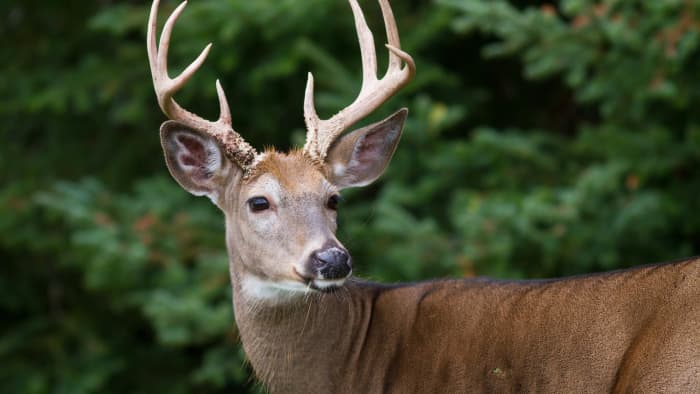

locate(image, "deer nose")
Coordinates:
313 246 352 280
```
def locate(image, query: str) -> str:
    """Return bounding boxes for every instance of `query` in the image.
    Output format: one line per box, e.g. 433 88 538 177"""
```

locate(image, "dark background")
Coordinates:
3 0 700 392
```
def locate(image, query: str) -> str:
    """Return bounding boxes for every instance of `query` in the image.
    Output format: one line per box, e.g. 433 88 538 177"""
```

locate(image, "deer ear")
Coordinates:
325 108 407 189
160 121 234 204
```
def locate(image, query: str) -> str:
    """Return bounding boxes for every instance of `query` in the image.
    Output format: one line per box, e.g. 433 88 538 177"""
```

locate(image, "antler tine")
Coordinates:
147 0 257 169
303 0 415 162
349 0 378 91
303 73 321 158
378 0 403 72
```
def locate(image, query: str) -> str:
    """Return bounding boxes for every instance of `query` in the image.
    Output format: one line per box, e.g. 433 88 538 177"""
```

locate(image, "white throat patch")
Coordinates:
241 275 313 301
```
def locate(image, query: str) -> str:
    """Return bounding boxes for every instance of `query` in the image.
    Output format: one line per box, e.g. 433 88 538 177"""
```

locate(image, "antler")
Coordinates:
147 0 257 169
303 0 416 161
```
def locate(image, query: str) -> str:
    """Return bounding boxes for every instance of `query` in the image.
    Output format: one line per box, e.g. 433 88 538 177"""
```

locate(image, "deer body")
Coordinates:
146 0 700 392
230 255 700 393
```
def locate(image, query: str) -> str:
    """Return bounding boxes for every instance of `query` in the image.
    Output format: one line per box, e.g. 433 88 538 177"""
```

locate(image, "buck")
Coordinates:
147 0 700 392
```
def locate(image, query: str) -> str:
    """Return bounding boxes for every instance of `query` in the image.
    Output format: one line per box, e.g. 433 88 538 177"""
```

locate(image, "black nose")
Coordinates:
313 247 351 279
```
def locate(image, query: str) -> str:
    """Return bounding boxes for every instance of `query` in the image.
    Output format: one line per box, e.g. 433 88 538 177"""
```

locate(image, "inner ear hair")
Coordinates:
160 121 233 202
173 131 222 180
325 108 407 189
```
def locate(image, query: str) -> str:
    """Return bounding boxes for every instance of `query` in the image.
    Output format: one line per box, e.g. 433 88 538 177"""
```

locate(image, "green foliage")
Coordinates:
3 0 700 391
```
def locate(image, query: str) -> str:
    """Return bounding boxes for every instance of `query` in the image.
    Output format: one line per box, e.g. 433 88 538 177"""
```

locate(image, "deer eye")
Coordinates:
327 195 341 210
248 196 270 212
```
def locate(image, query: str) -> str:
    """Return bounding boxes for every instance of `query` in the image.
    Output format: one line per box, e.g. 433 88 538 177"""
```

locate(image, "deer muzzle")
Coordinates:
306 242 352 290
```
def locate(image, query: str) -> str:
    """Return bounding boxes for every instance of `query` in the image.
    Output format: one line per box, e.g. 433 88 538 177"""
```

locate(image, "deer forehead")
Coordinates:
243 151 334 198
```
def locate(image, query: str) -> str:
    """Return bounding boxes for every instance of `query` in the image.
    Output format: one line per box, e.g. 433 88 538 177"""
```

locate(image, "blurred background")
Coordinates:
3 0 700 392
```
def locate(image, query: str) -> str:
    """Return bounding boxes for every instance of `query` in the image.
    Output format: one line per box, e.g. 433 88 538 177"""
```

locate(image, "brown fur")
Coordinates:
231 258 700 393
246 149 325 192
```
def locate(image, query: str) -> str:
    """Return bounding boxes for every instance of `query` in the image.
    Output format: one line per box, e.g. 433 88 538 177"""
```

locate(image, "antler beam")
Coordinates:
303 0 416 161
147 0 257 169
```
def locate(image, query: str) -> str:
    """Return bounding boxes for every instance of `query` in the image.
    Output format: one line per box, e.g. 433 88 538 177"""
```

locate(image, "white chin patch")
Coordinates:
312 278 347 290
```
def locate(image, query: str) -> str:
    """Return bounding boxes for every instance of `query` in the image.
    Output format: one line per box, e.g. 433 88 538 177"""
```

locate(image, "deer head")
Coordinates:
147 0 415 301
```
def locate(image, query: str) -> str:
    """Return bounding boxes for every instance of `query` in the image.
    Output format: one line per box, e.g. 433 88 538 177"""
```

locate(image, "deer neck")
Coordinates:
226 243 365 391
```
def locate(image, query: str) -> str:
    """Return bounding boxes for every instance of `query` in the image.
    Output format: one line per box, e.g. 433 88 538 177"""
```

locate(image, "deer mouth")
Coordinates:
292 267 349 292
310 277 350 292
